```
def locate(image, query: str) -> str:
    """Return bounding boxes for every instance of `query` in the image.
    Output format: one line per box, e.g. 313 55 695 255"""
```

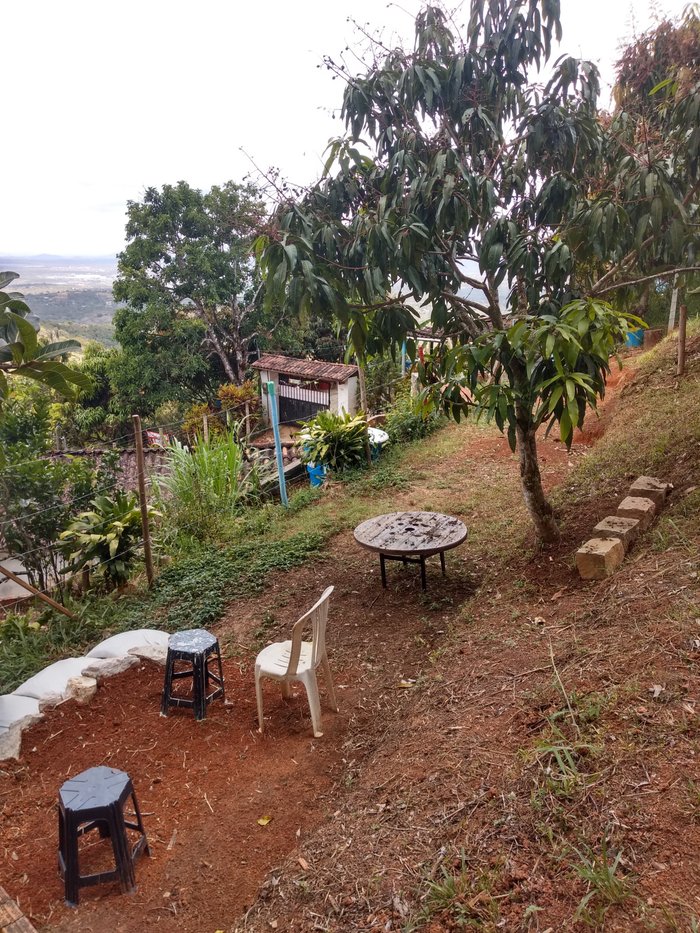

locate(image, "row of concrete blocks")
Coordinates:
576 476 672 580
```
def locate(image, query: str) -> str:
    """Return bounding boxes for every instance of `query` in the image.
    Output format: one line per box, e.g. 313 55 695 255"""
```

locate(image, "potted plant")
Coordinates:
298 410 369 484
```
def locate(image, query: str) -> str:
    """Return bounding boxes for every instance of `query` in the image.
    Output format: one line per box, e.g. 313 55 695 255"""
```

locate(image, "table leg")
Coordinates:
380 554 387 588
440 550 446 576
420 555 427 591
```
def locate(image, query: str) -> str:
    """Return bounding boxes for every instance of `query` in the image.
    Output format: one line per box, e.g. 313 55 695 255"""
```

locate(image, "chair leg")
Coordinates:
255 669 265 733
320 655 339 712
302 670 323 738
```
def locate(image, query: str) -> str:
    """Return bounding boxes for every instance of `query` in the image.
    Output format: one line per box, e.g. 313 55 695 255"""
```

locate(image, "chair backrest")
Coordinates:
286 586 334 676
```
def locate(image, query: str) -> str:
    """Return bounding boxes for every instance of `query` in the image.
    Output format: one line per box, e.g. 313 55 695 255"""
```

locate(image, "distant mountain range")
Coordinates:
1 255 118 346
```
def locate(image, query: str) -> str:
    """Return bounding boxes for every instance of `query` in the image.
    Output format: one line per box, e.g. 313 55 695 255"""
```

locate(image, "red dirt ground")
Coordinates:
5 347 697 932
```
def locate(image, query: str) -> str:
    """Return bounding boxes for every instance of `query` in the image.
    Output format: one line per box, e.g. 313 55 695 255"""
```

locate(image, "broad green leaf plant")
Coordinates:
298 410 369 472
0 271 90 409
60 491 154 589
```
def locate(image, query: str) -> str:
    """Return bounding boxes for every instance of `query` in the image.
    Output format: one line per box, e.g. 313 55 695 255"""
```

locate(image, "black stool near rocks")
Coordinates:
58 765 149 906
160 628 225 721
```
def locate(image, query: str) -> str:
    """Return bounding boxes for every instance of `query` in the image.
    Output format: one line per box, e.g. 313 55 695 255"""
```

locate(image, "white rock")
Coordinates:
128 644 168 666
86 629 169 659
0 696 42 761
81 654 139 681
13 658 94 704
66 675 98 705
0 721 27 760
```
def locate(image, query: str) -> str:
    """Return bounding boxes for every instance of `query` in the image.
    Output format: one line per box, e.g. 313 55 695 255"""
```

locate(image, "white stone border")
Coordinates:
0 629 169 761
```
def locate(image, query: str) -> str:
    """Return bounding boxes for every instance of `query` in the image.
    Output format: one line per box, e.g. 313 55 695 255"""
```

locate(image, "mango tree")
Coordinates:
259 2 649 542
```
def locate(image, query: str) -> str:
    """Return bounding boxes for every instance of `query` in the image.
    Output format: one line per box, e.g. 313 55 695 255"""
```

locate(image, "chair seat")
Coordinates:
256 640 314 678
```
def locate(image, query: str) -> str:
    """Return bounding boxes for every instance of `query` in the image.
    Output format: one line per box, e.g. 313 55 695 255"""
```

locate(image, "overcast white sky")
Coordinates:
2 0 688 257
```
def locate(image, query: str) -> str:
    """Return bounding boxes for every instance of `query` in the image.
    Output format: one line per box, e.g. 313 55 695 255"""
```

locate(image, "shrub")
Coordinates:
298 410 369 472
60 490 150 588
182 402 225 439
155 432 264 541
385 386 444 443
218 379 263 433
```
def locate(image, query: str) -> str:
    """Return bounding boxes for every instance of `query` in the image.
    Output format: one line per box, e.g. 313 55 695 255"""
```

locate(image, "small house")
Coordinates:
252 354 359 425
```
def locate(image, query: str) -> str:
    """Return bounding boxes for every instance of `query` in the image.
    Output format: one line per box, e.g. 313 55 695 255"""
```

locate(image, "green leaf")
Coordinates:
6 311 38 357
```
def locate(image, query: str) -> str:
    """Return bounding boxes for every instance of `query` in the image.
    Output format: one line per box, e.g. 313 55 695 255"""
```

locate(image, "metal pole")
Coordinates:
132 414 155 586
401 340 407 377
266 381 289 507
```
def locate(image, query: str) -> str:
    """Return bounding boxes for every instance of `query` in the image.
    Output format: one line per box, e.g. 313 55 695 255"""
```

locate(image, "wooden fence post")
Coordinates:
267 381 289 507
244 401 251 441
410 371 419 399
677 303 688 377
132 414 155 586
202 414 210 444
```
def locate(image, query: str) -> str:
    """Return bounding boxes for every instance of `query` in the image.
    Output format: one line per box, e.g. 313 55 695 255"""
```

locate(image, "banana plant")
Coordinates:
0 271 90 407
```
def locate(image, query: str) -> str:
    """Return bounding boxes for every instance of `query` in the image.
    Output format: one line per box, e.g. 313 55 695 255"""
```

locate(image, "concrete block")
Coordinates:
629 476 672 508
593 515 640 551
617 496 657 530
576 537 625 580
66 675 98 705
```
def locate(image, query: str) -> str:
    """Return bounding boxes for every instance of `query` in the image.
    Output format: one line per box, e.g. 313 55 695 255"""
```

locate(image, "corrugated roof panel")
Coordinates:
251 354 358 383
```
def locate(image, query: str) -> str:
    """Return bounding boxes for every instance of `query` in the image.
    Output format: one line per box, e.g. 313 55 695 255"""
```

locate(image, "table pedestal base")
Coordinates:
379 550 446 590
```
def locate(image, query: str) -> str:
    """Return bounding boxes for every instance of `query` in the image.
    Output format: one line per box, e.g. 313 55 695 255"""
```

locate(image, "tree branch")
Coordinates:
593 265 700 296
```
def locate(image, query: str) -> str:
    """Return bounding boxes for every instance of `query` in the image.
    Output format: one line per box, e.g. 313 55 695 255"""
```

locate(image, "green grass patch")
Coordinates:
559 321 700 506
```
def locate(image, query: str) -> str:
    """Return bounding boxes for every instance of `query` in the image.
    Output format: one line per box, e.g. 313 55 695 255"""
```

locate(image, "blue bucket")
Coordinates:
625 328 644 348
306 462 326 487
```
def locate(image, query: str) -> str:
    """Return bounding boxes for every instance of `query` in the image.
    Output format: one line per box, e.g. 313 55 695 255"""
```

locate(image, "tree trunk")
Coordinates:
515 415 560 544
205 324 237 383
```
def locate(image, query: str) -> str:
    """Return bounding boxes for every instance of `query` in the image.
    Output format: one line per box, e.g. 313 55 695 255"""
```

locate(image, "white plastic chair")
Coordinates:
255 586 338 737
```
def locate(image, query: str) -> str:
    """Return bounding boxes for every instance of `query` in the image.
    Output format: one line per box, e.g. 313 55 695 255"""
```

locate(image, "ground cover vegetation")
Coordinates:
259 0 700 545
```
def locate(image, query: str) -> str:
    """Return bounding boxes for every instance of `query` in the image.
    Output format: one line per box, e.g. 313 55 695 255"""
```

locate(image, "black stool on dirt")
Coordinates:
58 765 149 906
161 628 225 721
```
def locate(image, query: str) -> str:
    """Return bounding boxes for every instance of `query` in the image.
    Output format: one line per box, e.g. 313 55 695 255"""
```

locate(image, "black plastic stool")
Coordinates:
58 765 149 906
161 628 225 720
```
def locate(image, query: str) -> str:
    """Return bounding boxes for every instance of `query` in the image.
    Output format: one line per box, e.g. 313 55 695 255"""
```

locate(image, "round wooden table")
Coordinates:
353 511 468 590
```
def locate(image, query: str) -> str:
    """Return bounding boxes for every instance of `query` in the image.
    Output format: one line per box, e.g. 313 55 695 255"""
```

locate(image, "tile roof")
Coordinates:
252 354 358 383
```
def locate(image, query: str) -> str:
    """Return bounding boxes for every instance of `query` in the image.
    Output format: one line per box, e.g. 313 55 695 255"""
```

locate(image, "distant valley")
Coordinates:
0 254 119 347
